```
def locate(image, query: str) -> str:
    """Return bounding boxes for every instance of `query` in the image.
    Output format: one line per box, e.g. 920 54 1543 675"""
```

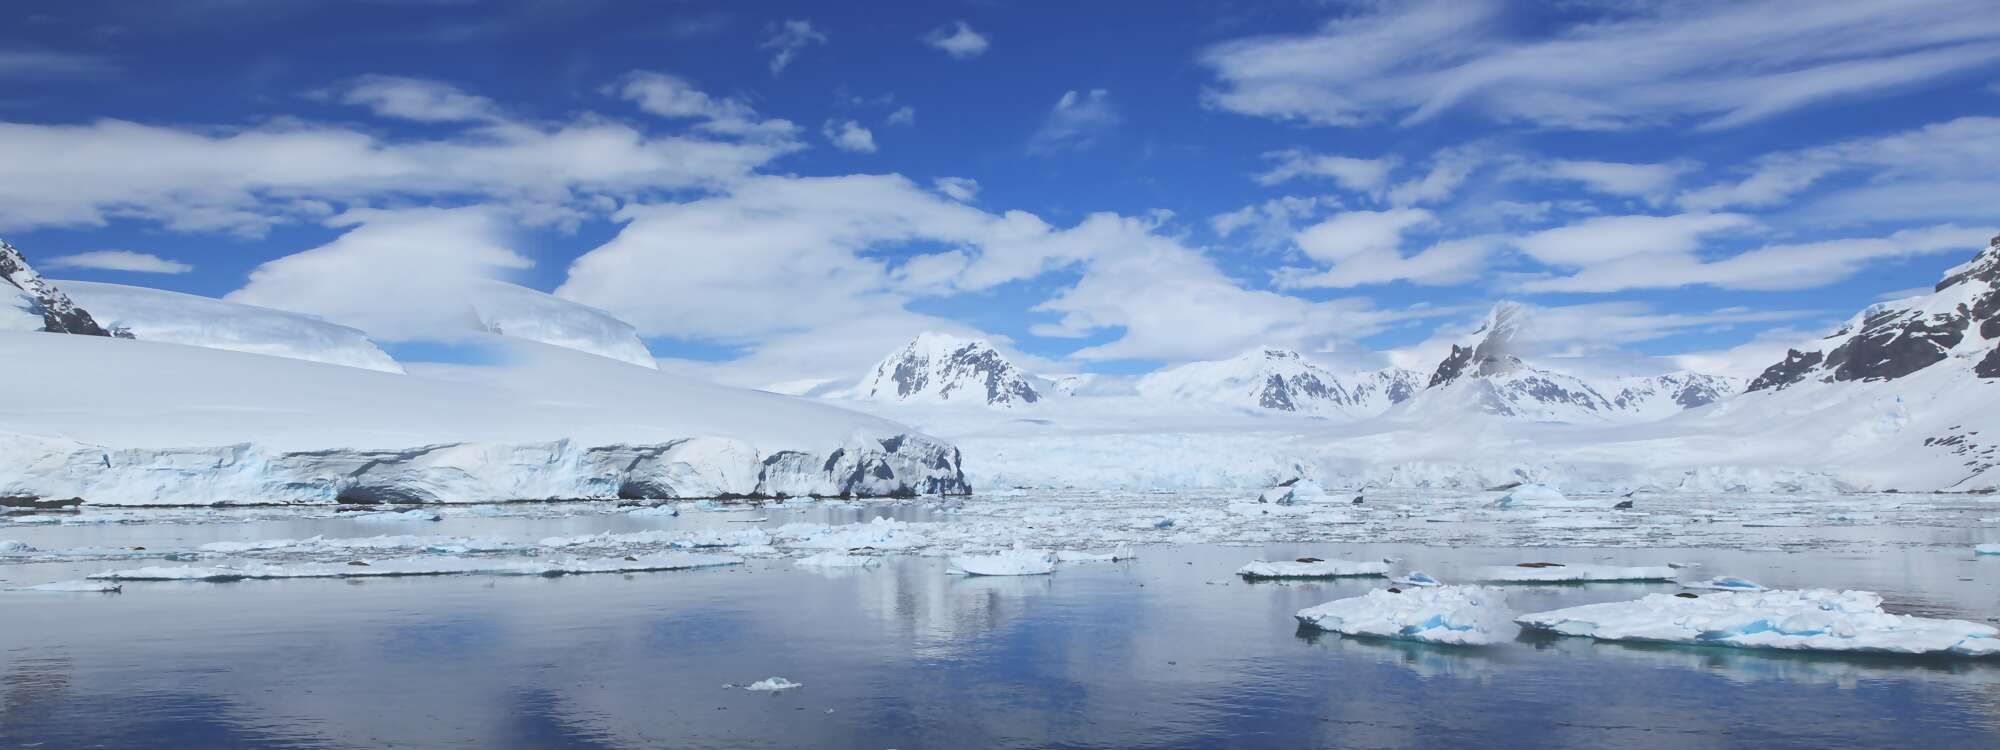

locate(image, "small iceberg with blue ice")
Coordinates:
1682 576 1767 592
1296 585 1513 646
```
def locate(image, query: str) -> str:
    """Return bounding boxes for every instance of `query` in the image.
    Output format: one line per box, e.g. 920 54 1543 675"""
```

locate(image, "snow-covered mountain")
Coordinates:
59 280 405 373
855 333 1041 407
1411 302 1736 422
2 238 120 337
467 280 657 369
1749 234 2000 391
1136 347 1420 417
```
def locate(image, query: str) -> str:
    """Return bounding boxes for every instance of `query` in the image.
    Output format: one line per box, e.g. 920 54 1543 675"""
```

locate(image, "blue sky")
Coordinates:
3 0 1997 383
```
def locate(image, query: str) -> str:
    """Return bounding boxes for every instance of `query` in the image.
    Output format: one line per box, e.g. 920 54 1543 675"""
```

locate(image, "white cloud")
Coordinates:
1293 208 1433 264
227 206 531 341
821 119 877 153
1540 160 1693 198
1199 0 2000 130
1520 223 1996 292
932 176 979 202
1280 236 1500 289
1669 326 1825 380
1677 116 2000 223
923 21 991 59
43 250 193 274
0 105 799 236
761 19 827 75
613 71 798 140
1385 146 1484 206
885 105 915 127
1210 195 1338 251
1254 150 1398 196
335 75 500 123
1030 89 1118 153
1514 213 1757 268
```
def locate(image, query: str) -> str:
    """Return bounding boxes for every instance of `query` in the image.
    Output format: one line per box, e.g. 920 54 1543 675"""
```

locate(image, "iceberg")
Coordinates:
1393 571 1443 588
744 677 802 692
1257 479 1329 505
1976 543 1999 556
1296 585 1514 646
949 546 1057 576
1476 563 1678 583
1518 589 2000 656
1237 558 1390 580
1490 484 1608 509
13 579 123 593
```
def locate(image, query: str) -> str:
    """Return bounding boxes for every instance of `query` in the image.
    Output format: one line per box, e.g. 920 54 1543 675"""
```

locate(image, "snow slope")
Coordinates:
469 280 657 369
58 280 404 373
0 333 966 504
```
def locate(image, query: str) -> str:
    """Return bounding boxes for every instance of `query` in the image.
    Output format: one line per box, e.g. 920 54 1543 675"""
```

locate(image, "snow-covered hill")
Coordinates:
468 281 657 369
854 332 1041 407
1136 347 1419 417
0 333 967 504
2 238 118 337
59 280 405 373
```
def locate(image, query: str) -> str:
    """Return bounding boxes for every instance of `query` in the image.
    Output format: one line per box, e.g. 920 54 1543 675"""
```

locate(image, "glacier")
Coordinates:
0 333 967 505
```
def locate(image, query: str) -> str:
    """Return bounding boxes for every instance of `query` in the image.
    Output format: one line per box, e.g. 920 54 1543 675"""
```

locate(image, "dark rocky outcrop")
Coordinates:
1 238 120 337
861 333 1041 406
1749 234 2000 390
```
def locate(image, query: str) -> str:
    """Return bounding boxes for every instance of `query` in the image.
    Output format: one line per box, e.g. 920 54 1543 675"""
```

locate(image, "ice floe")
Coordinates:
88 553 741 582
1393 571 1443 588
1295 585 1513 646
1517 589 2000 657
1237 558 1390 579
1476 563 1678 583
1976 543 1999 556
744 677 802 692
949 547 1057 576
348 509 443 523
1054 547 1136 563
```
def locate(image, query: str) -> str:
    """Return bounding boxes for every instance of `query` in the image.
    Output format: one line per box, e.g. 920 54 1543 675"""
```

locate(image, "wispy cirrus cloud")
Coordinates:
1200 0 2000 131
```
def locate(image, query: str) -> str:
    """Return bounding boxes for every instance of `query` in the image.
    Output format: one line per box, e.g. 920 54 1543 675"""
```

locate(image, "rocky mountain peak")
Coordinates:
1428 302 1529 388
1 238 122 337
1750 234 2000 390
858 332 1041 407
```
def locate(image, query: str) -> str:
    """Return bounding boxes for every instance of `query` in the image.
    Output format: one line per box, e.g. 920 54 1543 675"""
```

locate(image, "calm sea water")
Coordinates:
4 501 1999 749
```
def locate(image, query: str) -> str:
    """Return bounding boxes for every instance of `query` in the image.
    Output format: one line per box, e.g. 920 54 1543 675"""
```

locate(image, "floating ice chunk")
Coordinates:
89 553 740 582
348 509 443 523
777 517 929 551
1237 558 1390 579
625 505 680 517
795 551 881 568
199 534 519 555
1476 563 1678 583
1491 484 1607 509
1055 546 1136 563
0 539 30 553
1517 589 2000 656
1683 576 1767 592
950 547 1057 576
1393 571 1442 588
1257 480 1328 506
13 579 122 593
744 677 801 692
1296 585 1513 646
1976 544 2000 556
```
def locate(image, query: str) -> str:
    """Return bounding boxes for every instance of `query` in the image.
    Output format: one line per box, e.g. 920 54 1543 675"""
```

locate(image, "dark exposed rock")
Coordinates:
1516 562 1565 568
1612 500 1635 510
1295 557 1324 563
1 238 116 336
1674 592 1699 599
1752 236 2000 389
0 495 84 509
